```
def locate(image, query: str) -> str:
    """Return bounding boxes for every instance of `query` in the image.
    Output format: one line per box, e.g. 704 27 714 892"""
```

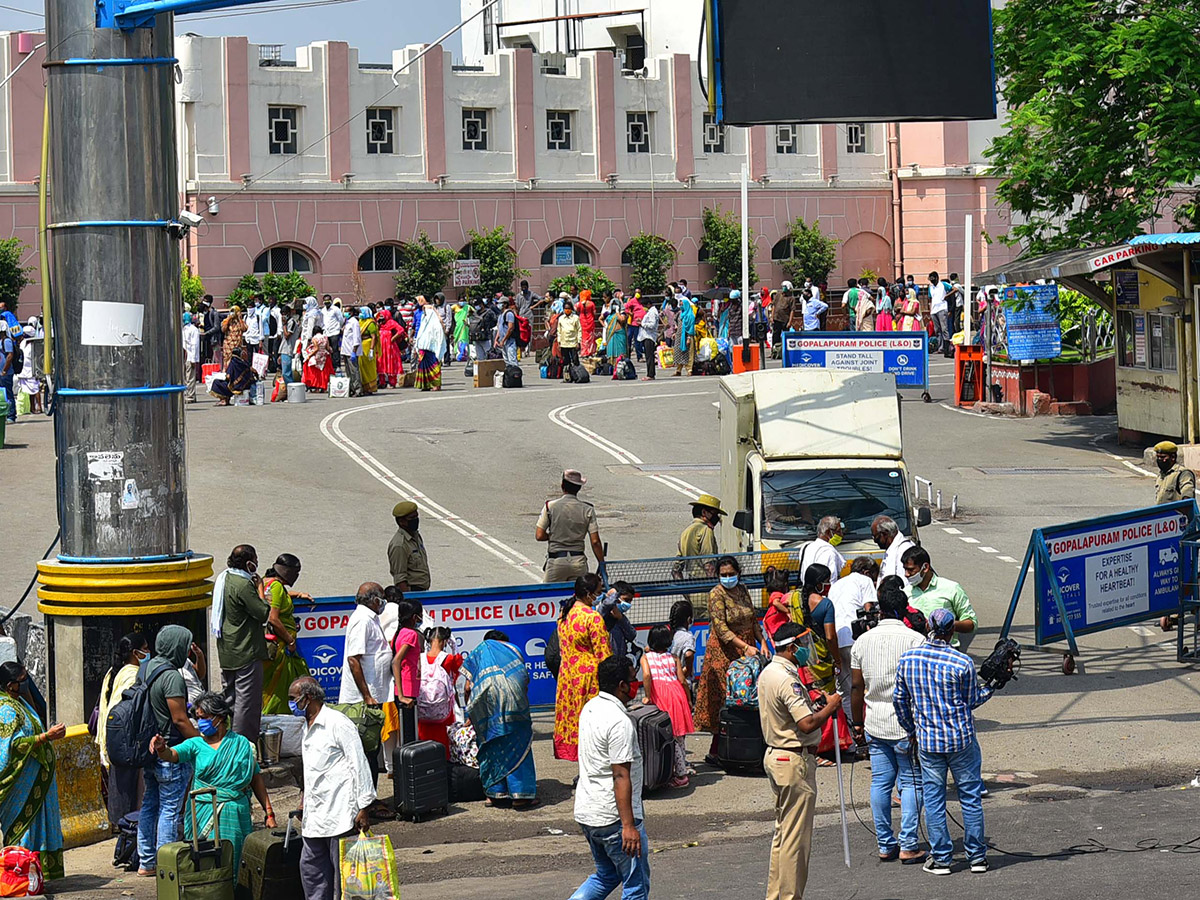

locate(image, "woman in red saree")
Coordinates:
376 310 405 387
577 289 597 357
302 325 334 391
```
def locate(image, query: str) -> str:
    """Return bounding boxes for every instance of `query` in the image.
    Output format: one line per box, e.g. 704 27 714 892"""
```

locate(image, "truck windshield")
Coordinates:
760 469 910 543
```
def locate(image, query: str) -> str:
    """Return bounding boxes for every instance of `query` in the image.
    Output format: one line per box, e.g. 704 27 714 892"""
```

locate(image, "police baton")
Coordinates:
832 708 851 869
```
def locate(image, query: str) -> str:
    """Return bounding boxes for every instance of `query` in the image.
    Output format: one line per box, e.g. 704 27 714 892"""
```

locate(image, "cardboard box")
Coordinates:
474 358 505 388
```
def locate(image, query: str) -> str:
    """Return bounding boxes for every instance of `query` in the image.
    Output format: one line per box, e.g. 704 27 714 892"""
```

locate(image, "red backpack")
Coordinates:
516 314 531 343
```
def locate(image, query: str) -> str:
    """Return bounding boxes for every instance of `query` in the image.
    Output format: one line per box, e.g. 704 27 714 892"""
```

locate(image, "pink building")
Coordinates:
0 29 1015 313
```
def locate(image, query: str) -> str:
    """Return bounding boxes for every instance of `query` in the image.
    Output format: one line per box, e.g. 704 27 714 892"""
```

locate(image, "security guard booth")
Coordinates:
1114 267 1186 439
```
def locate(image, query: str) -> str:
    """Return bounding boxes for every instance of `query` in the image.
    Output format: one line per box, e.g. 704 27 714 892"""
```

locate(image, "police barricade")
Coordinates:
781 330 930 398
999 500 1198 666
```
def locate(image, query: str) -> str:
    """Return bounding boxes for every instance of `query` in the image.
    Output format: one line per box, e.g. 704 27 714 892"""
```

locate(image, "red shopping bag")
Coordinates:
0 847 43 897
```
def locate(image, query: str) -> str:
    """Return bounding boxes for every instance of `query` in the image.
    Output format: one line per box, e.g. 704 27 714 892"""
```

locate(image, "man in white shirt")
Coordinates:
798 516 847 585
339 583 393 785
340 310 363 396
182 312 201 403
289 677 374 900
829 556 880 722
871 515 916 585
928 271 953 358
320 295 345 369
850 587 926 864
571 656 649 900
244 298 264 349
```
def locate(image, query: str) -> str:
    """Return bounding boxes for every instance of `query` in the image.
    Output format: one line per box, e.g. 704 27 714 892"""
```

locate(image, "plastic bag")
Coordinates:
339 831 399 900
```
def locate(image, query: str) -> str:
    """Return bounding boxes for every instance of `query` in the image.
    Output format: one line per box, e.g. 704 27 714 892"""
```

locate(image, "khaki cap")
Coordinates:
1155 441 1179 454
392 500 418 517
693 493 727 516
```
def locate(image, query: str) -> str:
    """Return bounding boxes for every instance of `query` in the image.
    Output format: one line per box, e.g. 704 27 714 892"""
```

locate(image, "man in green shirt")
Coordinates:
901 546 977 650
842 278 860 329
215 544 274 741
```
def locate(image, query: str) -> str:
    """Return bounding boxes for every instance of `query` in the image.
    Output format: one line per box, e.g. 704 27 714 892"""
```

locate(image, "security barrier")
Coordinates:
56 724 110 850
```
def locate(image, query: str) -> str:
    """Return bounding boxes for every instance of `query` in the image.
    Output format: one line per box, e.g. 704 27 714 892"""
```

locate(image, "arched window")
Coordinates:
620 244 633 265
771 237 794 261
254 246 313 275
697 243 710 263
541 240 592 266
358 244 404 272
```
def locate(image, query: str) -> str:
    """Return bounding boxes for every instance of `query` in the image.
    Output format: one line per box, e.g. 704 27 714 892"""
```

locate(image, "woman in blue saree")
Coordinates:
463 631 539 809
0 661 67 880
150 692 274 875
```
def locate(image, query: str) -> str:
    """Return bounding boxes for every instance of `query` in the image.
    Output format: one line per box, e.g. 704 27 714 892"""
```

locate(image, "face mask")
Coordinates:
906 571 923 587
793 646 810 667
288 699 306 718
719 575 739 588
135 650 148 661
829 534 843 547
872 533 887 549
246 561 257 574
617 601 632 614
1158 457 1174 473
197 718 219 738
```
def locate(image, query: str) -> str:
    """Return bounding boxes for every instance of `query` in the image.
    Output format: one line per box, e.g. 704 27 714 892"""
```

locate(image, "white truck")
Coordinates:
718 368 929 555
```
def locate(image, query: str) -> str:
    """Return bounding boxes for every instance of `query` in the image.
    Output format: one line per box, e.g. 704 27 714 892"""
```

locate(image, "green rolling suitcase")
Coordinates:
235 811 302 900
157 788 235 900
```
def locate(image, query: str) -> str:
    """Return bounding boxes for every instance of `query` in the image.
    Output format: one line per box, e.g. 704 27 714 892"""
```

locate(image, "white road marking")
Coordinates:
938 402 1001 419
979 546 999 553
548 393 714 499
1087 429 1156 477
959 536 980 544
998 556 1018 563
942 527 962 534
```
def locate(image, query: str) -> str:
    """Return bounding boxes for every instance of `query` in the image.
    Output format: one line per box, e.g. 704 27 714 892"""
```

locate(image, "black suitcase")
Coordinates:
448 764 486 803
235 811 301 900
568 364 590 384
502 364 523 388
717 705 766 774
627 702 675 793
393 741 450 821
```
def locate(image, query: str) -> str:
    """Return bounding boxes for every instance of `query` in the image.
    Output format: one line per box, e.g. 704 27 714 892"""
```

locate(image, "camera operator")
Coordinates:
893 608 994 876
901 546 977 651
850 582 926 864
871 515 915 584
830 556 879 724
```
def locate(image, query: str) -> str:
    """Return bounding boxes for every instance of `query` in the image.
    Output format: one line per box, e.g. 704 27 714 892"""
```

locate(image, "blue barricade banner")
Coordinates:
782 331 928 387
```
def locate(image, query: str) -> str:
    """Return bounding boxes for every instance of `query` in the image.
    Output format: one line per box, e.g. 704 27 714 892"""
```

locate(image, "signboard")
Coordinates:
1133 312 1147 365
1088 245 1155 272
1002 284 1061 360
452 258 481 287
1001 501 1197 653
1114 269 1141 309
781 331 928 388
554 245 575 266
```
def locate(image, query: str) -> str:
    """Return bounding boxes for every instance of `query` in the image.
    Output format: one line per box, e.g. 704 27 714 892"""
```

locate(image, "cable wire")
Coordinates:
3 531 59 626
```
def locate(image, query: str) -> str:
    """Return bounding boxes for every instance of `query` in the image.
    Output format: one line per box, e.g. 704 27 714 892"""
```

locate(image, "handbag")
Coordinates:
251 351 269 376
326 702 385 755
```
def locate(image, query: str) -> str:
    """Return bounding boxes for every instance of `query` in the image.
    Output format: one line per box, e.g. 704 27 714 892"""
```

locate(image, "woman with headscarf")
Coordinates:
413 294 446 391
96 633 149 826
674 293 696 376
150 691 274 876
210 344 258 405
577 289 597 357
856 285 878 331
358 307 379 395
299 296 318 345
302 323 333 391
0 660 67 880
220 305 247 365
451 302 471 362
377 309 405 386
463 632 539 809
604 305 628 363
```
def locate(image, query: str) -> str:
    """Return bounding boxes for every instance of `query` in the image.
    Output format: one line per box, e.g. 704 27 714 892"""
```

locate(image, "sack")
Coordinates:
270 377 287 403
725 655 764 708
617 358 637 381
656 345 674 368
516 314 531 343
568 365 590 384
545 356 564 379
14 392 29 417
594 362 613 377
502 364 523 388
417 652 455 723
448 721 479 768
105 662 173 769
328 375 350 399
325 703 384 755
251 352 269 376
112 812 139 872
697 337 720 362
0 848 43 897
339 832 400 900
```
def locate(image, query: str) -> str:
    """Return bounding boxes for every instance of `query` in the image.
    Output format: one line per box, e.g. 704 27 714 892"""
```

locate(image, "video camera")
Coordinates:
851 606 881 640
979 638 1021 689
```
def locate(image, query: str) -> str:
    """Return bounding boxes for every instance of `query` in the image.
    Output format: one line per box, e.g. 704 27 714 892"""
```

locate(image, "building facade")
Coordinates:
0 24 1015 313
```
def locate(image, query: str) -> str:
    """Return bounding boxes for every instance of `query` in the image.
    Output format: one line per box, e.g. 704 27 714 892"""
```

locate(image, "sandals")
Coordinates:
512 799 541 811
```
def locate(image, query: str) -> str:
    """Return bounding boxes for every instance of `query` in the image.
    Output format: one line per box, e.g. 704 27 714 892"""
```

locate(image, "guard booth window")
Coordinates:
1118 310 1176 371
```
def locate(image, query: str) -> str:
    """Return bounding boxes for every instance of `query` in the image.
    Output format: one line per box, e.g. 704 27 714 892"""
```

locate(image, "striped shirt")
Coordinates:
849 619 925 740
893 639 993 753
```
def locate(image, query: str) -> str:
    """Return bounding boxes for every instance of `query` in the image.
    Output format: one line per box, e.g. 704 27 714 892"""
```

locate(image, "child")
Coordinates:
668 600 696 697
417 626 464 758
642 624 695 787
598 581 638 665
390 597 424 747
763 566 793 639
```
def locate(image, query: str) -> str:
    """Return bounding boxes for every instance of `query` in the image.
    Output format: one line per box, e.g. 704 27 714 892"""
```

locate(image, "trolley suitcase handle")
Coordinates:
188 787 224 857
284 810 301 850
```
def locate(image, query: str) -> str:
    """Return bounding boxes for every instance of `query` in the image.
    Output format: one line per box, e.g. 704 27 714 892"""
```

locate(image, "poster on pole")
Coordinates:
453 258 481 287
781 331 928 388
1003 284 1062 360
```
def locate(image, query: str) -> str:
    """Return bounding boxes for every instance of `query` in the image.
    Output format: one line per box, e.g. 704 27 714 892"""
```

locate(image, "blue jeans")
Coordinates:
867 734 920 854
919 739 985 864
569 819 650 900
0 376 14 421
137 759 192 870
628 325 643 359
502 339 519 366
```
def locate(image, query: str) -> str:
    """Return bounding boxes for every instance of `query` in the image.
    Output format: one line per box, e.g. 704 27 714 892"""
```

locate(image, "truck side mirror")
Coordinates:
917 507 932 527
732 509 753 533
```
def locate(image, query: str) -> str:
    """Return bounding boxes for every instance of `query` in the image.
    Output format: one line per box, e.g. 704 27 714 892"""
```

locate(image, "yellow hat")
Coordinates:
693 493 727 516
392 500 418 517
1155 440 1179 454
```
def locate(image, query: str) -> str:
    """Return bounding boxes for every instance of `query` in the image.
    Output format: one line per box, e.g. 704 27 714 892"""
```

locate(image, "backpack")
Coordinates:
568 364 590 384
418 651 455 723
267 310 278 337
725 654 764 707
594 362 613 377
545 629 562 679
105 662 173 769
616 357 637 381
7 340 23 376
467 313 484 342
502 364 523 388
711 353 731 376
516 314 531 343
546 355 564 379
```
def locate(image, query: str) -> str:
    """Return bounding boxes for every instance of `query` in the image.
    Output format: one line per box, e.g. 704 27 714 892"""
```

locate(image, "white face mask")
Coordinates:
906 571 923 587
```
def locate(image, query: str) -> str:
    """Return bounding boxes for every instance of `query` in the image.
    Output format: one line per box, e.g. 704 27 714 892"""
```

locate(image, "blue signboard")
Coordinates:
1002 501 1197 652
554 244 575 267
782 331 928 388
1003 284 1062 360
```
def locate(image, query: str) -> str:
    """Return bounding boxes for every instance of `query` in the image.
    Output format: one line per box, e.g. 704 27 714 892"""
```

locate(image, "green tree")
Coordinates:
226 274 262 308
463 226 528 297
986 0 1200 251
701 206 756 287
546 266 618 298
180 259 206 311
262 271 314 304
395 231 456 299
780 219 839 284
0 238 32 311
625 232 677 294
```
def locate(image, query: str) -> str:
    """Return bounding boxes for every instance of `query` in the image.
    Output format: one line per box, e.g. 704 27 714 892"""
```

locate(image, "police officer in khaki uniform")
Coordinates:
387 500 431 592
535 469 605 583
1154 440 1196 504
758 622 842 900
678 494 724 558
